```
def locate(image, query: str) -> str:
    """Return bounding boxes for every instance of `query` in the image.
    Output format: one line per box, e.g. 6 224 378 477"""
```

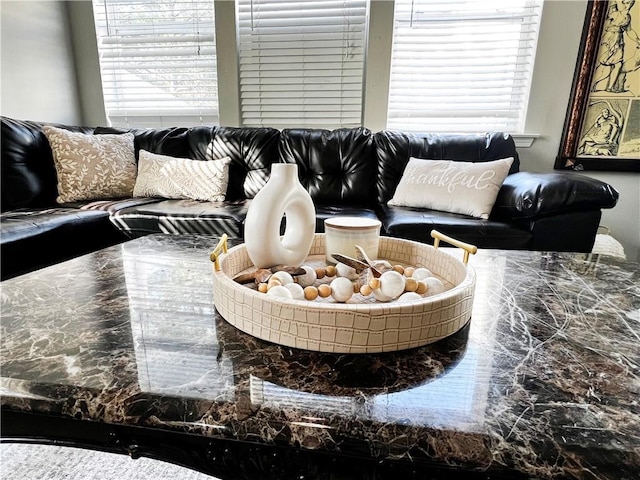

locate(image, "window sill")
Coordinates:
512 134 539 148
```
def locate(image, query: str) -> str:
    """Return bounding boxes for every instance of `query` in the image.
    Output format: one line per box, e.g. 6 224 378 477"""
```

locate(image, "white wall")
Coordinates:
0 1 81 124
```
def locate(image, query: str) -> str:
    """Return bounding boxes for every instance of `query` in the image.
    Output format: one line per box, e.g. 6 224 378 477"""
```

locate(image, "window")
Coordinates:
387 0 543 133
92 0 218 128
236 0 368 129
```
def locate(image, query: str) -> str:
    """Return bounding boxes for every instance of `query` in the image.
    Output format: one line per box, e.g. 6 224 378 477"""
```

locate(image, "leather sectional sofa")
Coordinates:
1 115 619 280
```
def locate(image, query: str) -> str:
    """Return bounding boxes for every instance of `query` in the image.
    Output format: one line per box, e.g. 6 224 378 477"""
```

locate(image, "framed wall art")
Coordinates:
556 0 640 172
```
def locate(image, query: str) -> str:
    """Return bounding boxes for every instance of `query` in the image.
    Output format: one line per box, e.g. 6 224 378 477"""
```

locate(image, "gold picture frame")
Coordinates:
556 0 640 172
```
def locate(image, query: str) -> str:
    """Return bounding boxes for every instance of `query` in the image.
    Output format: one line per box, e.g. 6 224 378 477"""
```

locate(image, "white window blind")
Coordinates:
387 0 543 133
237 0 368 129
92 0 218 128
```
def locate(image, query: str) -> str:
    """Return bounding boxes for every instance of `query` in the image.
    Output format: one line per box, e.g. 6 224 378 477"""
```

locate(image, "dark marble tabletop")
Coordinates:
1 234 639 479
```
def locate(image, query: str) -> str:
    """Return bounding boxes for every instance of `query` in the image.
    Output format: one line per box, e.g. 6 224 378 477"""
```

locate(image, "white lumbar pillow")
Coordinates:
134 150 231 202
388 157 514 219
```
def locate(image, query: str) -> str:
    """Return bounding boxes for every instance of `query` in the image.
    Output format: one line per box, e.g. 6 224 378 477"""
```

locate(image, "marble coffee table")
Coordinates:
1 234 638 479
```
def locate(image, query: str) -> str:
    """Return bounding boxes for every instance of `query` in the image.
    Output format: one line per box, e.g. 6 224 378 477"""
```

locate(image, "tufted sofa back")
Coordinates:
1 117 94 211
374 131 520 204
1 117 282 210
1 115 521 213
278 127 377 207
94 125 280 202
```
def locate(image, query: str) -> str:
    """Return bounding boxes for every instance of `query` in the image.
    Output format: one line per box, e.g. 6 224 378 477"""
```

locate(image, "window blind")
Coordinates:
92 0 218 128
237 0 368 129
387 0 543 133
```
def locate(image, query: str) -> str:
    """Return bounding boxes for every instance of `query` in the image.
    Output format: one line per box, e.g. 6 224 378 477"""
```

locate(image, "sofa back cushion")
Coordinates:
278 127 376 207
1 117 94 211
96 125 280 201
208 126 280 200
374 131 520 204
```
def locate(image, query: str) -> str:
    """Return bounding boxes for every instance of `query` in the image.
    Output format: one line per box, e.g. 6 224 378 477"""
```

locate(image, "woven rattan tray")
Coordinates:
210 232 476 353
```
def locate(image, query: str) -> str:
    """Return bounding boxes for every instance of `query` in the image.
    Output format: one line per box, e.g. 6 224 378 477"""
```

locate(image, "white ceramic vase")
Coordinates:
244 163 316 268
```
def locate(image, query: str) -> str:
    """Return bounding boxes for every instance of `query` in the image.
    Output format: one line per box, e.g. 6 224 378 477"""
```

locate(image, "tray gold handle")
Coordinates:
431 230 477 265
210 234 228 271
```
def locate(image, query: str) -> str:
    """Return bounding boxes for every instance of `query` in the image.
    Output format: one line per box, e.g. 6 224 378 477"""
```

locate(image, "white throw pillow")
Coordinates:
388 157 514 219
43 126 137 203
134 150 231 202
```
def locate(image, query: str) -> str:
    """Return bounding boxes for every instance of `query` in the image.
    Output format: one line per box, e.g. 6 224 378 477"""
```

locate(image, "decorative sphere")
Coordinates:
317 284 332 298
296 265 317 287
266 285 293 299
372 288 393 302
336 262 359 280
360 284 373 296
271 270 294 285
404 277 418 292
304 286 319 300
285 283 305 300
397 292 422 303
330 277 353 302
411 267 433 281
379 270 405 299
423 277 446 296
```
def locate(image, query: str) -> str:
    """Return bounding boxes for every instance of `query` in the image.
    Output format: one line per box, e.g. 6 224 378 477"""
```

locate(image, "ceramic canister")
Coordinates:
324 216 382 264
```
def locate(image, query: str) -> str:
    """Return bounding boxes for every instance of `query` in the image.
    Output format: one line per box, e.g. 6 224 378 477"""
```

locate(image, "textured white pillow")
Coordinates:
388 157 514 219
43 126 137 203
134 150 231 202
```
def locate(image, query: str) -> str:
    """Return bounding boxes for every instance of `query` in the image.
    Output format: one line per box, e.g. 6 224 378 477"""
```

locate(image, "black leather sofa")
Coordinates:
1 116 619 280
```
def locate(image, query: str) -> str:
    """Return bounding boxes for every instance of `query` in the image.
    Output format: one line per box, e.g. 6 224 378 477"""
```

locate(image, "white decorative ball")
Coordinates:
411 267 433 281
336 262 360 280
266 285 293 299
423 277 446 296
330 277 354 302
284 283 305 300
271 270 294 285
296 265 317 287
372 288 393 302
396 292 423 303
379 270 405 299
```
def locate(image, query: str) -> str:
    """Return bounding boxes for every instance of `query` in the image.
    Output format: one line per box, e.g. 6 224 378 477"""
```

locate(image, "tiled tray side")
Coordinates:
212 234 476 354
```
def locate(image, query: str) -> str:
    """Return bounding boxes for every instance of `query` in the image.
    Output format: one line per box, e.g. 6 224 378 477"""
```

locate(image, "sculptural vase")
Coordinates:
244 163 316 268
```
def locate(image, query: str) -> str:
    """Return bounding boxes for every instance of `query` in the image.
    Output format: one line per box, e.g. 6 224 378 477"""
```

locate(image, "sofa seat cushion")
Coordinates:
73 197 166 214
0 207 127 280
110 199 250 239
377 205 532 249
1 207 111 244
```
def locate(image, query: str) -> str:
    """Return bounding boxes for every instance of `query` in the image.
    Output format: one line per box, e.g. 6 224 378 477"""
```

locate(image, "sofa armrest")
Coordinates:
492 172 619 220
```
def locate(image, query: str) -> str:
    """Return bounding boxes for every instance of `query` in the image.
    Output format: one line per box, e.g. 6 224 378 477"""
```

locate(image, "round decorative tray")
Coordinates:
210 232 476 354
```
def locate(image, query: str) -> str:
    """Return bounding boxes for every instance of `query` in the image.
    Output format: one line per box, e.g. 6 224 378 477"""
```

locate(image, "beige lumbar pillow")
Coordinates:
133 150 231 202
43 126 137 203
388 157 514 219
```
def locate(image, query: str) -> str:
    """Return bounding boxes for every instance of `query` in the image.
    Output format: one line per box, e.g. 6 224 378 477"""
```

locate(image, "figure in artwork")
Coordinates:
591 0 640 94
578 101 625 155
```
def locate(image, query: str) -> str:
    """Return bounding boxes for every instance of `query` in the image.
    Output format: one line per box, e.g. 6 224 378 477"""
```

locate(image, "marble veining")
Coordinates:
1 235 639 479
